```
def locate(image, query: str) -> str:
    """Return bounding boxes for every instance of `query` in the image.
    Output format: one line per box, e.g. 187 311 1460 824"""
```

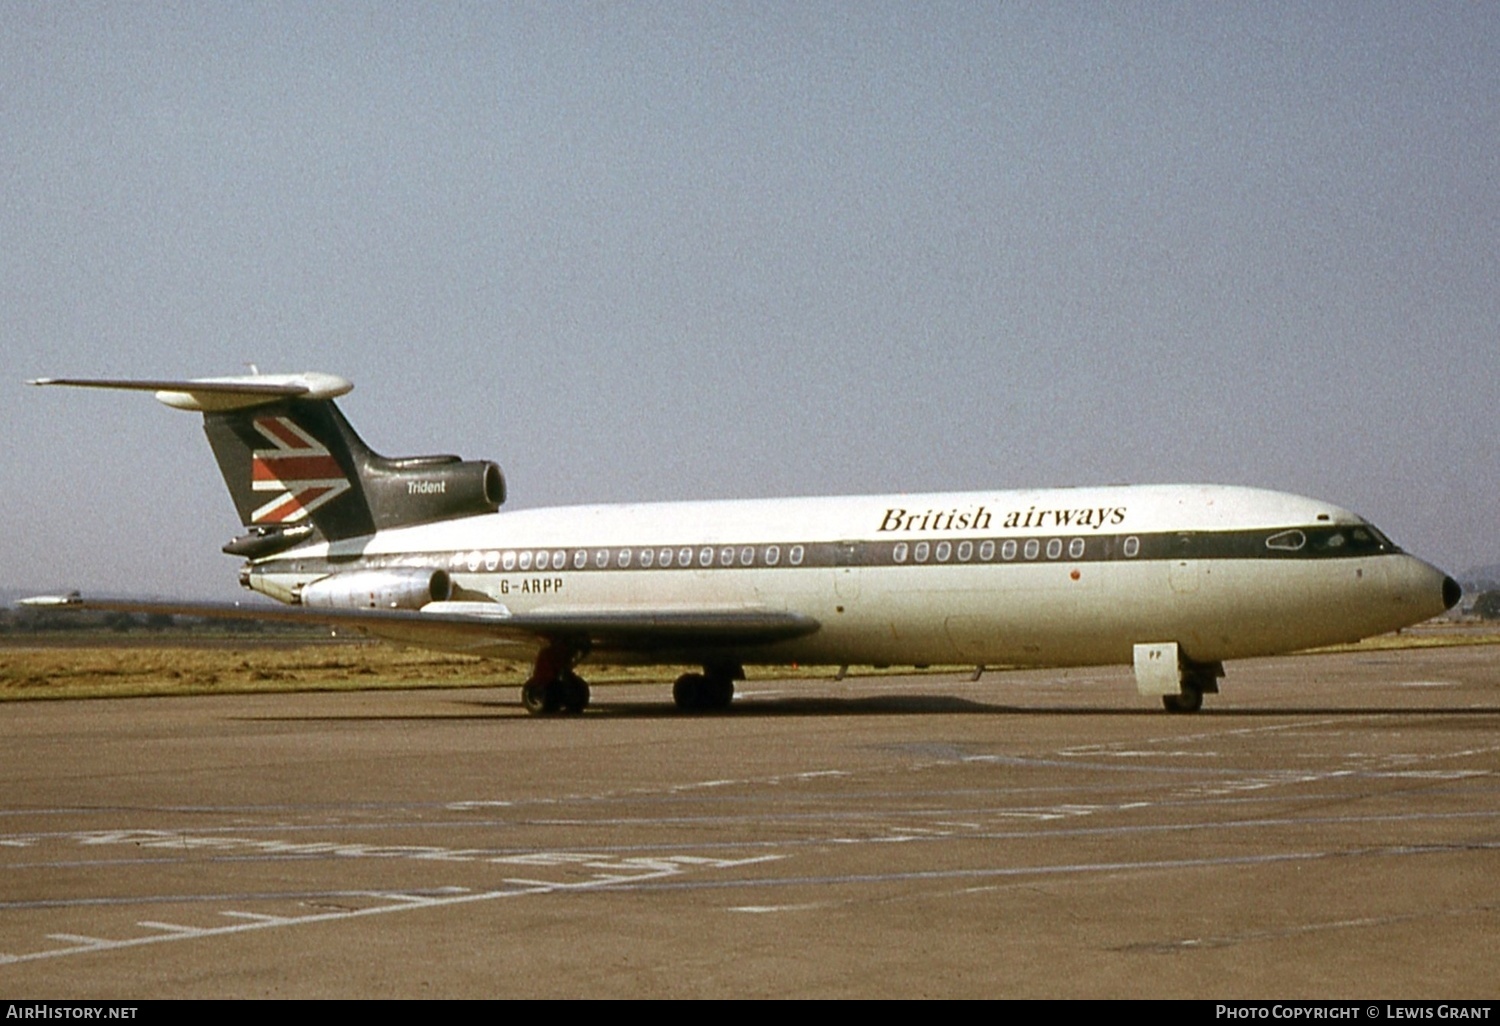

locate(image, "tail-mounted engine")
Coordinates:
297 568 453 610
360 454 506 532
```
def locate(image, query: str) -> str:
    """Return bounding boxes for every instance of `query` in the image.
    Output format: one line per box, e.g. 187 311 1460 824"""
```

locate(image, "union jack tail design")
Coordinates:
249 415 353 524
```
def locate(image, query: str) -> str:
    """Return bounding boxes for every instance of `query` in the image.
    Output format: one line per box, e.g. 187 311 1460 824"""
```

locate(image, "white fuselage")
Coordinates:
244 484 1454 671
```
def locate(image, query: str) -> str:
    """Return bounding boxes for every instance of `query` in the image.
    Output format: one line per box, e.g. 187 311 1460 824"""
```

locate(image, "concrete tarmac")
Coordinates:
3 645 1499 998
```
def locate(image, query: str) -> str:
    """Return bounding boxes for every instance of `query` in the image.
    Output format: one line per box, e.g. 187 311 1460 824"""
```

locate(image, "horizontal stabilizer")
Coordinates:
29 373 352 412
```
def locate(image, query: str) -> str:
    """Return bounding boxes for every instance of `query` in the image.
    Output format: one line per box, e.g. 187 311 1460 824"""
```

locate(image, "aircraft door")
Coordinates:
833 540 861 602
1167 533 1202 594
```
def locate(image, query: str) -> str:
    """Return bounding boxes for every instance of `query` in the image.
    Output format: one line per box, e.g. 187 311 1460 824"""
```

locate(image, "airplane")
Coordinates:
27 371 1460 715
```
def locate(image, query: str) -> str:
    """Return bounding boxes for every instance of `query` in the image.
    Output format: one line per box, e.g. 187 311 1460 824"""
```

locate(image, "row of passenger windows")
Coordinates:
451 544 808 574
892 536 1141 563
444 536 1148 574
338 527 1389 578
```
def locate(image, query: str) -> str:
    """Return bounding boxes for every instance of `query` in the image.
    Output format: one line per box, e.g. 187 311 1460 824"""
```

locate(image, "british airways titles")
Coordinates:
878 503 1128 534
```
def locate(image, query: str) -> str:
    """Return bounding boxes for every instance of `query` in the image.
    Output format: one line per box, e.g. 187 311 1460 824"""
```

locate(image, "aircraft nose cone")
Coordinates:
1443 575 1462 611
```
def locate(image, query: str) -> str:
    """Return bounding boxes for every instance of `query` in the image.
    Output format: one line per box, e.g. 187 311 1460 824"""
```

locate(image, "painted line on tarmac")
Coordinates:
0 853 782 966
4 803 1499 878
626 840 1500 897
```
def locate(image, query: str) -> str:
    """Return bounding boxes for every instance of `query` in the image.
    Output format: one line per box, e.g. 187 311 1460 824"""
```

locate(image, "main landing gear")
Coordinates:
672 663 742 713
520 644 590 715
518 653 744 715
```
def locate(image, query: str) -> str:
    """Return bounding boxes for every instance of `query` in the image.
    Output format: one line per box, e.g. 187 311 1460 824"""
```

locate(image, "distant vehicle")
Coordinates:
30 372 1459 714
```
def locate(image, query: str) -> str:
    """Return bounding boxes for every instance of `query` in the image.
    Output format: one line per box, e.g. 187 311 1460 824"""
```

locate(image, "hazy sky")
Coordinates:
4 3 1498 599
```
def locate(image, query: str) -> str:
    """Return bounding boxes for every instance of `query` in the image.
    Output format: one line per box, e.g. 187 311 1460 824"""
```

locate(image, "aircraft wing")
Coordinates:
19 594 821 656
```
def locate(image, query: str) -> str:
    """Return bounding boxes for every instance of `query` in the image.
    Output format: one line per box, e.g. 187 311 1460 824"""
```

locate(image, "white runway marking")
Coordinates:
3 882 650 965
219 911 296 924
138 921 205 934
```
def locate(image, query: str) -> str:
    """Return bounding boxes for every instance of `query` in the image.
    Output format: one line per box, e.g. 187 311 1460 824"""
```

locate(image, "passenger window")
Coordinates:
595 549 609 568
789 545 804 566
502 551 517 572
1123 536 1139 558
639 548 654 568
678 547 693 566
552 551 566 570
913 542 929 563
699 547 714 567
1001 540 1017 561
957 541 973 561
1068 538 1084 559
1023 539 1040 560
740 547 755 566
935 541 951 562
893 542 908 564
572 550 586 570
659 548 673 567
519 551 533 571
618 549 632 568
765 545 780 566
979 540 995 561
1046 539 1062 559
720 547 735 567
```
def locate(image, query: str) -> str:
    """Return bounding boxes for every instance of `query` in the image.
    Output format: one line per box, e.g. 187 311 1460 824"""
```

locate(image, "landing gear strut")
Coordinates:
673 663 741 712
520 644 590 715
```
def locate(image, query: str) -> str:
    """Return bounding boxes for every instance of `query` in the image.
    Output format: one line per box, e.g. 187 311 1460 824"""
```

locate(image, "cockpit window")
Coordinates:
1327 523 1400 554
1268 523 1402 556
1266 530 1306 551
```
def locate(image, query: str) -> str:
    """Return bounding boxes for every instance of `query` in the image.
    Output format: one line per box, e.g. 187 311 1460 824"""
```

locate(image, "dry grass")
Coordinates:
1305 621 1500 653
0 642 502 701
0 640 825 702
3 621 1495 702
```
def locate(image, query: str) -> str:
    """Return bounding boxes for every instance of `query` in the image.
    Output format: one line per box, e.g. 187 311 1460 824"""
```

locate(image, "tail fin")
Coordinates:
31 373 505 553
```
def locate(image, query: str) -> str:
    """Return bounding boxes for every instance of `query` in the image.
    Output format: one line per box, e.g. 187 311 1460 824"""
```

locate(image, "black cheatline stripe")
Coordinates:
255 526 1399 577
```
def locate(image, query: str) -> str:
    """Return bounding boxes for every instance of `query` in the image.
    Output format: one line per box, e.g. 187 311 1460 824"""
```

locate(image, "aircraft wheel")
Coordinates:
673 673 706 712
704 675 735 710
1162 684 1204 713
521 679 564 715
560 672 590 714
